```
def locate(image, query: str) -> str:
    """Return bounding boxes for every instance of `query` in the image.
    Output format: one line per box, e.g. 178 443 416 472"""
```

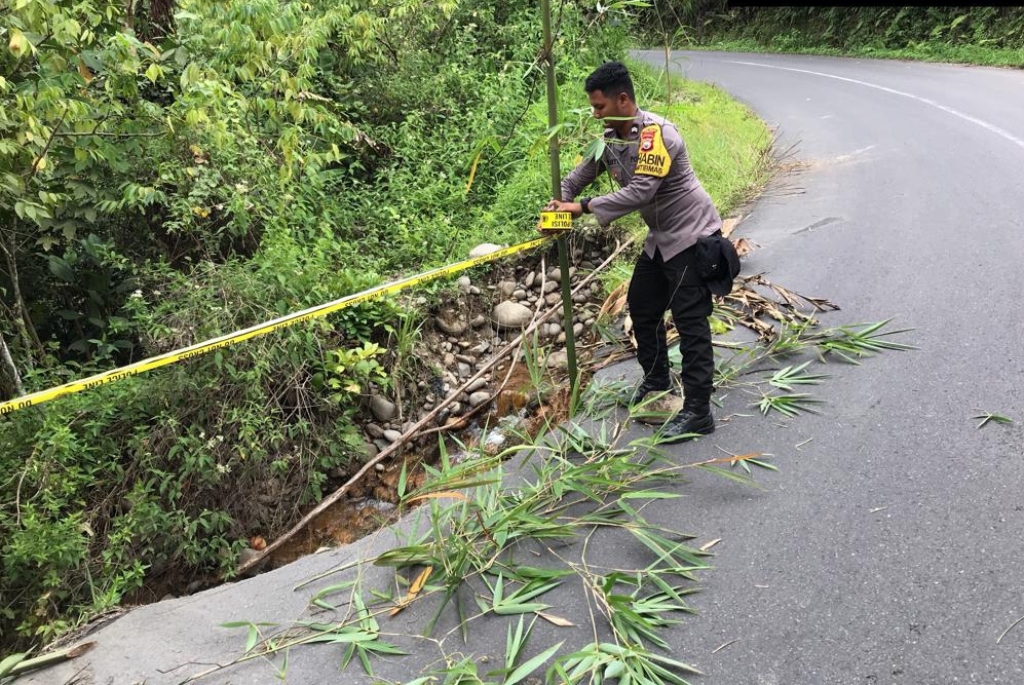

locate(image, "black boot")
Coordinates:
661 397 714 441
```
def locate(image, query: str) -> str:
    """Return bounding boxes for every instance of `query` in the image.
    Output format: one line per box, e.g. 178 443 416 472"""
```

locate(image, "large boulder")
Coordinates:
491 301 532 329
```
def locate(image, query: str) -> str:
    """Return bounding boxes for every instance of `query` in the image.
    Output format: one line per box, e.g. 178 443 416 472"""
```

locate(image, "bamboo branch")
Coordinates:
1 642 95 678
0 328 23 398
0 233 42 364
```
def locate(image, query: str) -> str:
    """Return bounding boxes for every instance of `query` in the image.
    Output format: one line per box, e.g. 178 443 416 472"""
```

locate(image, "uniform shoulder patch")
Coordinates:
634 124 671 178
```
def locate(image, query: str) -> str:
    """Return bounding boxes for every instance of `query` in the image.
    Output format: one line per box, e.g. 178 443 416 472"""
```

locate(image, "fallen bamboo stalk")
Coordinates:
0 643 94 679
235 235 634 576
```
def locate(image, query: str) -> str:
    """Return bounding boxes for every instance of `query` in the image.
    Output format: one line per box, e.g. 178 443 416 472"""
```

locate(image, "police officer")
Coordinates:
543 61 723 440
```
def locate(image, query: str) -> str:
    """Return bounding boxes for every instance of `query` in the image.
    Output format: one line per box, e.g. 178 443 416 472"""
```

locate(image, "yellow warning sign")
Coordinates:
539 211 573 230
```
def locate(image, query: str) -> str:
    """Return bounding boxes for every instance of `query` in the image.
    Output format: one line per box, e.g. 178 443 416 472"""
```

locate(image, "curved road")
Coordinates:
632 50 1024 684
26 52 1024 685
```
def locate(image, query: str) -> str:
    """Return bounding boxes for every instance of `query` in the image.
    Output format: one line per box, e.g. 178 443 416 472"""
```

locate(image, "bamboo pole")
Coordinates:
540 0 579 402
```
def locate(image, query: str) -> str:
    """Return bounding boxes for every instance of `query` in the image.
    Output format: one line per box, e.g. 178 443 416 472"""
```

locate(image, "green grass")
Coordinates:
684 37 1024 69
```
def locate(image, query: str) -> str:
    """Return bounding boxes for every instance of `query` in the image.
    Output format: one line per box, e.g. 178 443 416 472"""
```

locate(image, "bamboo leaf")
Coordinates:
504 641 563 685
0 653 28 677
974 412 1014 429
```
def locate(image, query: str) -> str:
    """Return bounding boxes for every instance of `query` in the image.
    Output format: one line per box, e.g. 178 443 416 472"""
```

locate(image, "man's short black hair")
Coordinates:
584 61 635 102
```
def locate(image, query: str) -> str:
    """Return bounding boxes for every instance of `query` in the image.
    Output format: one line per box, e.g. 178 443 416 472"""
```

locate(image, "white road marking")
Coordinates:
726 60 1024 151
834 144 876 163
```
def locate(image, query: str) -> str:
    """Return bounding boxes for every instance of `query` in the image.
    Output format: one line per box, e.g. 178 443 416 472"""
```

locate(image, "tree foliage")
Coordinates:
643 4 1024 56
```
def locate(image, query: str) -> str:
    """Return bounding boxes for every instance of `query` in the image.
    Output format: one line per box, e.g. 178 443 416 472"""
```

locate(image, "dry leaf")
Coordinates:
721 215 743 238
537 612 575 627
700 538 722 552
410 565 432 594
390 566 434 616
732 237 758 257
406 491 469 505
444 416 467 430
597 280 629 321
622 313 636 349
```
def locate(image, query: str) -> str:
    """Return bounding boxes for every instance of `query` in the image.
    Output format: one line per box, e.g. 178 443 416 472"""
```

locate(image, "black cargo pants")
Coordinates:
626 242 714 408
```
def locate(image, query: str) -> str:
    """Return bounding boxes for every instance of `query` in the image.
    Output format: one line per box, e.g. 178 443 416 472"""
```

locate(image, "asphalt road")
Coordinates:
27 52 1024 685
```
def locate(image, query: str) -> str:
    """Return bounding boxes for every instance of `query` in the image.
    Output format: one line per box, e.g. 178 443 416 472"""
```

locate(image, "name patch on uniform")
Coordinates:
634 125 671 178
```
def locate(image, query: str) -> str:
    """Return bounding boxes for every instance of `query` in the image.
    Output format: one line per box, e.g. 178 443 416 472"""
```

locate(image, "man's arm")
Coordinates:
587 172 664 226
560 155 602 202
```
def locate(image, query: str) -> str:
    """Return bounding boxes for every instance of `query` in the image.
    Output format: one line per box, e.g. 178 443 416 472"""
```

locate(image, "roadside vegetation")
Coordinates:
641 4 1024 68
0 0 773 653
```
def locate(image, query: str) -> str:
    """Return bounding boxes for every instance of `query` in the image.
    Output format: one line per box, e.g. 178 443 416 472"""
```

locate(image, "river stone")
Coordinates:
458 362 472 377
524 271 537 288
573 322 584 336
466 378 487 393
471 314 487 328
469 391 491 408
365 423 385 439
492 301 532 329
469 243 504 258
545 292 562 306
369 396 397 422
436 311 468 336
457 275 472 293
513 288 527 300
546 350 569 370
547 268 561 283
238 548 261 567
543 280 559 294
498 279 517 298
383 429 403 443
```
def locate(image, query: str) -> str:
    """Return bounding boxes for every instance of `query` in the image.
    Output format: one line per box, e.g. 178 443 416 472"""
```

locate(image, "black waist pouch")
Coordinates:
695 233 741 296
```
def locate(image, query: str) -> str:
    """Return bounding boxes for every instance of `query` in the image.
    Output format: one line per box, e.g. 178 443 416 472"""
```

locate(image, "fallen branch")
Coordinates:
0 643 94 679
234 236 635 576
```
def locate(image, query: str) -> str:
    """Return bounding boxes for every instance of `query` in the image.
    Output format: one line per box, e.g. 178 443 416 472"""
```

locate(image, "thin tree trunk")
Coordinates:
0 232 41 368
0 328 23 399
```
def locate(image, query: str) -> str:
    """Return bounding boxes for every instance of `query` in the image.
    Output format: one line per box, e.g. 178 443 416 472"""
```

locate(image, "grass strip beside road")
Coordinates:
680 38 1024 69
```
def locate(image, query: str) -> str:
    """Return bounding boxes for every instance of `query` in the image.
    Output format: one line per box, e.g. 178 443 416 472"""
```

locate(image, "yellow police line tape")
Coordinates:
0 237 552 417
